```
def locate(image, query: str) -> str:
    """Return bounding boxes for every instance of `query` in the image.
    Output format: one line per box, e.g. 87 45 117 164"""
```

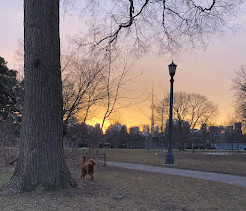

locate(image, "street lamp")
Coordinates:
165 61 177 164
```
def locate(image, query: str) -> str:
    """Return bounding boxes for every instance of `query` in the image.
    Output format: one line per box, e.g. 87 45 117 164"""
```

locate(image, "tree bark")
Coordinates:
4 0 76 194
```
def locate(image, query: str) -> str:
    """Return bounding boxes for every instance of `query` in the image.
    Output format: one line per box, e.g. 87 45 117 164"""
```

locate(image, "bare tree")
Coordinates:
100 51 128 130
61 48 137 130
156 92 218 149
223 113 237 127
188 93 218 130
61 53 108 155
62 54 107 127
232 66 246 127
155 92 170 133
72 0 243 54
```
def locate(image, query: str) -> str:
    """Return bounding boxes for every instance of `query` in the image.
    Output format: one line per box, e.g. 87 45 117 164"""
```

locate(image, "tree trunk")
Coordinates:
4 0 76 194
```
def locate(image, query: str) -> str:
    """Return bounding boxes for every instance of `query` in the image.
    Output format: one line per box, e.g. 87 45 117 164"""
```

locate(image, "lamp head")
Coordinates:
169 61 177 77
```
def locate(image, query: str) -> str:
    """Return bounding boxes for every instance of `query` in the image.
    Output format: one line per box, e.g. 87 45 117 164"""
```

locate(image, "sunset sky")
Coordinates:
1 1 246 130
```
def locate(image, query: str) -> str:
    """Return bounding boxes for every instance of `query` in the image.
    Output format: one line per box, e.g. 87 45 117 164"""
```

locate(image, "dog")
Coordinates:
80 155 96 180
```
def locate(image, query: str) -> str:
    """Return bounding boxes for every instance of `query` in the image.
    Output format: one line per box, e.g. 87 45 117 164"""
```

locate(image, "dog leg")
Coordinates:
81 169 86 179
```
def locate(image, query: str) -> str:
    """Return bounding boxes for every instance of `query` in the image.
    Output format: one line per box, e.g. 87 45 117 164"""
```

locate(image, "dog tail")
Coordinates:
82 155 86 164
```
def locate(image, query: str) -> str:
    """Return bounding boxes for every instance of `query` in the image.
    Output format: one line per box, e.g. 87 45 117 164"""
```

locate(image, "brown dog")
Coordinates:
80 155 96 180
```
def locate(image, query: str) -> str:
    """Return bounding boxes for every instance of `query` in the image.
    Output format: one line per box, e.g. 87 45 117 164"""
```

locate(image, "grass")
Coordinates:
95 149 246 176
1 158 246 211
3 147 246 175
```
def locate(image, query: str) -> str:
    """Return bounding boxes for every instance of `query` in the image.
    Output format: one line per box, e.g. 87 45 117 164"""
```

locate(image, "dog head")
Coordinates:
88 159 96 166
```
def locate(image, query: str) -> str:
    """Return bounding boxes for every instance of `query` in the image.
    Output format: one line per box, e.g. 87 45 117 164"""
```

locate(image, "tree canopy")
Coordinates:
71 0 243 55
0 57 21 123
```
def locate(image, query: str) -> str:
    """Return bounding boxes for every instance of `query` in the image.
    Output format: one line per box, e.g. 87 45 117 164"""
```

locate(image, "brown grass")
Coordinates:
96 149 246 176
0 156 245 211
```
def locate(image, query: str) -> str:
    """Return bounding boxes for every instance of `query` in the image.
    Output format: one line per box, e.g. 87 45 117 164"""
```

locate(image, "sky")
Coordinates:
1 1 246 130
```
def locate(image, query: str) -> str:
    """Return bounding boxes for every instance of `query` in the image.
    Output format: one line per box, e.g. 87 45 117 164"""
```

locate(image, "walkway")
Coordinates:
107 161 246 187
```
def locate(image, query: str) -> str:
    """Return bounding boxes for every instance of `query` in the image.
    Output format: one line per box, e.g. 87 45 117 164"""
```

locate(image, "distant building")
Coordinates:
142 125 150 138
234 122 242 135
200 124 207 132
224 126 234 143
142 125 150 134
106 123 122 134
154 126 159 133
218 126 225 133
129 127 140 135
209 126 218 134
225 126 233 134
209 126 219 145
128 127 146 149
121 125 127 133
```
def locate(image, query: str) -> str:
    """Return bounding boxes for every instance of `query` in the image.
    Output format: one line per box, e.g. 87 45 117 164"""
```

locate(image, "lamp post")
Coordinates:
165 61 177 164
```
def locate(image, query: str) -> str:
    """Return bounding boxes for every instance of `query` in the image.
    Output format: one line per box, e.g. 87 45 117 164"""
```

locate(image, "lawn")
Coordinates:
1 158 246 211
96 149 246 176
4 147 246 176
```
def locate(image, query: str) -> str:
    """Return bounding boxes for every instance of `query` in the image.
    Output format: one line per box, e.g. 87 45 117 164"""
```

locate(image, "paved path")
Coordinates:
107 161 246 187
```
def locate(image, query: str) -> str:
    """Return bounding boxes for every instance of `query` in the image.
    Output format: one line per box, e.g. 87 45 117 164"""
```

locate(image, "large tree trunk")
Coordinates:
4 0 76 194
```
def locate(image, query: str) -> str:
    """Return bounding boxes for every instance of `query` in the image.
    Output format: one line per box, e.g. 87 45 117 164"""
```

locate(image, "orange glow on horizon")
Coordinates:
85 119 111 133
77 106 232 134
